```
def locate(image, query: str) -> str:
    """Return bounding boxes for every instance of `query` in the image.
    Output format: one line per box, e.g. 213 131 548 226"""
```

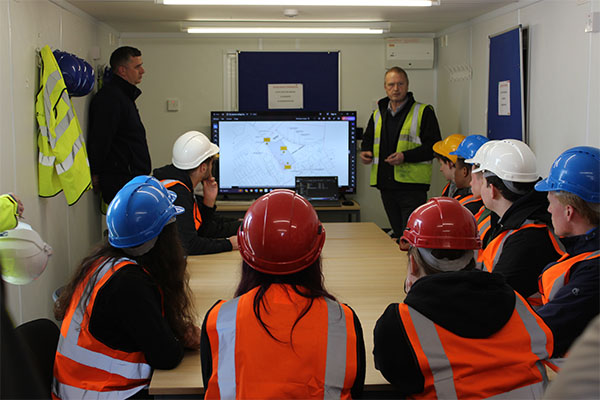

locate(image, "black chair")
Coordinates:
14 318 60 394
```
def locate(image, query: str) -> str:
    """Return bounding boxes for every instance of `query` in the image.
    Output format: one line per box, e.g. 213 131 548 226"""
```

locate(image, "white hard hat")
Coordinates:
172 131 219 170
0 222 53 285
472 139 539 182
465 140 497 167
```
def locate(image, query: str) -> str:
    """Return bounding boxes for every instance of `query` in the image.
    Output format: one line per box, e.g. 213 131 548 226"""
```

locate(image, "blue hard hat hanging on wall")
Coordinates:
52 50 95 97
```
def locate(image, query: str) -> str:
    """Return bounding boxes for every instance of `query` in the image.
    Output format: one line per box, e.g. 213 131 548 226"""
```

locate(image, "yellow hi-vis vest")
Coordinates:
36 45 91 205
370 102 433 186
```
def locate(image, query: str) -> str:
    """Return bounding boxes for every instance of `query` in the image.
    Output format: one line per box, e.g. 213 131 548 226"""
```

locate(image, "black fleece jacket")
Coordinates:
87 75 151 203
373 270 516 397
361 93 441 191
153 164 240 255
485 188 564 297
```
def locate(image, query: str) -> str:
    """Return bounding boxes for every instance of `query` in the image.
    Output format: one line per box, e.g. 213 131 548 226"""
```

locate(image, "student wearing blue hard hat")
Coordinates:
532 146 599 359
52 176 199 399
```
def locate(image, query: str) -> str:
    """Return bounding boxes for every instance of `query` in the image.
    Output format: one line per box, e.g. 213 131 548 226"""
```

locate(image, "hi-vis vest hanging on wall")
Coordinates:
36 45 91 205
370 103 433 186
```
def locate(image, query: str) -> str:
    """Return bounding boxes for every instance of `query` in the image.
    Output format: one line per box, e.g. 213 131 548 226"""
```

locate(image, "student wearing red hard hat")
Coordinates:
373 197 553 399
201 189 365 399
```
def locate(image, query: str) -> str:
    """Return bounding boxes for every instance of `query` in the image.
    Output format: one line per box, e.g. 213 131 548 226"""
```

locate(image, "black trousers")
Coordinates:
380 189 427 237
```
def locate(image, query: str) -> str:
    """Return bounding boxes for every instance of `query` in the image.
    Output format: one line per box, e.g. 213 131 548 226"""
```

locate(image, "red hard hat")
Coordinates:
400 197 481 250
238 189 326 275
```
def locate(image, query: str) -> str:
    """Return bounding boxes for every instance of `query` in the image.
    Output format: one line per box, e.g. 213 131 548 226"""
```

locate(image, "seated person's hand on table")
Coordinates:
229 235 238 250
183 324 201 350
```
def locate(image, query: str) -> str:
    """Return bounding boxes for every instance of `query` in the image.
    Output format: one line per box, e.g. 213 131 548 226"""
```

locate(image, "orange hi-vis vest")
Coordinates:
399 292 553 399
477 219 565 272
474 206 492 243
161 179 202 229
539 250 600 304
204 284 359 399
52 258 152 399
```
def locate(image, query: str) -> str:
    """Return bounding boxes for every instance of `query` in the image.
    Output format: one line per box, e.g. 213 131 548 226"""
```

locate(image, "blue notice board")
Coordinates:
238 51 339 111
487 26 524 141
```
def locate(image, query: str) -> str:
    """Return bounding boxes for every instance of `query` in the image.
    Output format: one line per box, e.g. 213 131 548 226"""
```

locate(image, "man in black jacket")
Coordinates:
360 67 441 238
87 46 151 205
153 131 239 255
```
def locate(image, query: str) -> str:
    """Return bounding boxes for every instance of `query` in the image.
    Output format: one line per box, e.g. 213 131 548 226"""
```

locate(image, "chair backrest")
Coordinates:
14 318 60 393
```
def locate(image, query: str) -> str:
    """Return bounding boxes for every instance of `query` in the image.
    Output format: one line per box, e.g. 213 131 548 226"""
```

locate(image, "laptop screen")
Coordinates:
295 176 339 201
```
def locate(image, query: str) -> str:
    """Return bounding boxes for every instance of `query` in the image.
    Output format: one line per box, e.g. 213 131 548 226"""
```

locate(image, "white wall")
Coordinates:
120 36 438 229
0 0 114 324
436 0 600 176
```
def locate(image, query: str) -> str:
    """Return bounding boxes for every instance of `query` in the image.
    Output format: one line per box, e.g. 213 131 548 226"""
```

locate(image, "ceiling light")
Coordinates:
184 21 390 35
162 0 436 6
188 27 384 34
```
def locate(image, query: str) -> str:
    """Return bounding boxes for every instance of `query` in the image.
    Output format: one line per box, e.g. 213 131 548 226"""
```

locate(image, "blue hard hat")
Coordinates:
535 146 600 203
449 134 489 161
53 50 82 95
107 176 184 248
73 57 95 96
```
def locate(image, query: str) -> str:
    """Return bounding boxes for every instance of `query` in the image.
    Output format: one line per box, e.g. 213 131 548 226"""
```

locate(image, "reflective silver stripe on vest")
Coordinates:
548 250 600 301
324 297 347 400
214 295 349 400
407 306 458 400
409 103 422 142
53 90 77 145
39 152 56 167
55 135 87 175
373 111 381 146
52 376 147 400
216 297 240 400
478 218 491 237
56 258 152 381
486 379 545 399
513 294 550 363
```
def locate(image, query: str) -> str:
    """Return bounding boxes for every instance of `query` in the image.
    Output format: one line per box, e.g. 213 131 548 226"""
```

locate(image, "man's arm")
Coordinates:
403 105 442 163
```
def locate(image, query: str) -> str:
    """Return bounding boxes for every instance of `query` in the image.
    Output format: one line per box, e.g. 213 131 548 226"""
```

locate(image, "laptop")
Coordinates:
295 176 341 207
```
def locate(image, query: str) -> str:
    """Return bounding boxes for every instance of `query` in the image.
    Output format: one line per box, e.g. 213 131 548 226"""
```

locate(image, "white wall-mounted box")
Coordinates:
385 38 434 69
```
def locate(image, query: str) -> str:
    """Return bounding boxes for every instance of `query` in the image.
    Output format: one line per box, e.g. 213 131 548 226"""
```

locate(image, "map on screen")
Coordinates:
218 120 349 189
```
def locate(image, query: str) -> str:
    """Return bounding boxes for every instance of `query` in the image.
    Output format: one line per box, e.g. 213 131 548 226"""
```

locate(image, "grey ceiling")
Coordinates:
65 0 518 34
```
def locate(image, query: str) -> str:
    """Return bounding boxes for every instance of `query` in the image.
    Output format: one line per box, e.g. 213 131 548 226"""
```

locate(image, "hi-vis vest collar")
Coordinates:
399 292 552 399
52 258 151 399
539 250 600 304
370 102 432 186
161 179 202 230
477 219 566 272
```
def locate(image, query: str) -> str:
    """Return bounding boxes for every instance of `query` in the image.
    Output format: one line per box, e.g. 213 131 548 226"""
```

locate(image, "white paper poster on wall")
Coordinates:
268 83 303 109
498 80 511 116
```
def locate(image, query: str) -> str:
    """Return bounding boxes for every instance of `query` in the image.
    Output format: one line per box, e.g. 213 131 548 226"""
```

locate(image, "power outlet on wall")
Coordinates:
585 12 600 33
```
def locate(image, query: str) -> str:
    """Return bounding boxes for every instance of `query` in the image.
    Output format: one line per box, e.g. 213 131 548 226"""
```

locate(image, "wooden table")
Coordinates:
216 199 361 222
150 222 407 395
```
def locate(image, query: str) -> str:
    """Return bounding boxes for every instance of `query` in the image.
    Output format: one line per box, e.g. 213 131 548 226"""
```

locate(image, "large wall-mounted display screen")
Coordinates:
211 111 357 196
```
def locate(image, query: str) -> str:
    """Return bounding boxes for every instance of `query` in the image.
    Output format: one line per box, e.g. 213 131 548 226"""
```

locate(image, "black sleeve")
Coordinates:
344 304 366 399
373 303 424 397
537 260 600 357
402 105 442 163
90 266 184 370
492 228 563 298
200 300 223 388
87 91 121 176
360 114 375 152
170 186 233 255
196 195 241 238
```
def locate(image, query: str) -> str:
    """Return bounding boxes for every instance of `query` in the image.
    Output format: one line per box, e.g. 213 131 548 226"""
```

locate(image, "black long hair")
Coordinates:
55 223 195 342
234 258 336 344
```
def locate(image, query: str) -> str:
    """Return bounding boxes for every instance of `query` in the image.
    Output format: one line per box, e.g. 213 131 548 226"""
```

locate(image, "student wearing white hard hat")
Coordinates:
469 139 565 298
53 176 200 399
153 130 239 255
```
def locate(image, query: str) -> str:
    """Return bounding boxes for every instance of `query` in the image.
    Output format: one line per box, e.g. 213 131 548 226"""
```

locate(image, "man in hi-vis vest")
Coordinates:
360 67 441 239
